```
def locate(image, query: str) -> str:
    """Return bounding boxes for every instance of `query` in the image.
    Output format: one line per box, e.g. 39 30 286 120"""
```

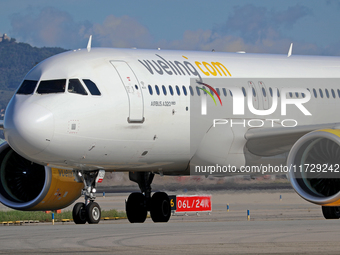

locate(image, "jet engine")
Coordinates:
0 142 83 211
287 129 340 207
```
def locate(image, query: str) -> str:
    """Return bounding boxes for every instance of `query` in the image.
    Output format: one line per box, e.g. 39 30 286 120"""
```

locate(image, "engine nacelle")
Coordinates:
287 129 340 206
0 142 84 210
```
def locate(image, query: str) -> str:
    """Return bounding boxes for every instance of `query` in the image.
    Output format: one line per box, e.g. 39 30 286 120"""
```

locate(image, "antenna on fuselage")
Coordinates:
287 43 293 57
87 35 92 52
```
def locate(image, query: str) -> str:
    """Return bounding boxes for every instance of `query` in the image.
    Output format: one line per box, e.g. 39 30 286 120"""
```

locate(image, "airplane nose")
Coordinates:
4 99 54 157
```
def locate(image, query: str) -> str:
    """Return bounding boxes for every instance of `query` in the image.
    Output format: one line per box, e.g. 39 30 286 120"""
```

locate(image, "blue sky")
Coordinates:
1 0 340 55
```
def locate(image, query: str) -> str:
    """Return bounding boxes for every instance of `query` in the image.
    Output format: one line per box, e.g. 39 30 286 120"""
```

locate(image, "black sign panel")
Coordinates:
169 195 176 211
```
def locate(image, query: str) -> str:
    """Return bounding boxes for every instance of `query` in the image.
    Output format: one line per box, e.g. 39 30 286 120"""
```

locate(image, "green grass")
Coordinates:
0 209 126 222
101 209 126 218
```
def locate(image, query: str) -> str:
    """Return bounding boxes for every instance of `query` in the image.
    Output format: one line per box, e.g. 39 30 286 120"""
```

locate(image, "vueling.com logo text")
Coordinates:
138 54 232 79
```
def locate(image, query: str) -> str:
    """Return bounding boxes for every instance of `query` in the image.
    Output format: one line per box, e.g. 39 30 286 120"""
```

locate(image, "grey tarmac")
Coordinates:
0 190 339 254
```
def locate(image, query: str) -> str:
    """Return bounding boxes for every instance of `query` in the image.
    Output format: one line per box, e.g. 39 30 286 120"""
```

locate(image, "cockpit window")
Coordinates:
17 80 38 95
68 79 88 95
83 79 101 96
37 79 66 94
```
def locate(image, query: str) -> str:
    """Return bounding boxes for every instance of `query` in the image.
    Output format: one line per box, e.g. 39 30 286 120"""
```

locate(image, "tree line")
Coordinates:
0 38 66 109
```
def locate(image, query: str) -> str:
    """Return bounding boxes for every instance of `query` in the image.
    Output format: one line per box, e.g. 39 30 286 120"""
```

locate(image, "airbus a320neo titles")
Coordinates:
1 38 340 224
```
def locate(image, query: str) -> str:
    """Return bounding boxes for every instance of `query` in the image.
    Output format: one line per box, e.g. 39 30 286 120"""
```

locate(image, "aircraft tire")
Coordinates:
86 202 101 224
126 192 147 223
72 202 87 224
150 192 171 223
322 206 340 219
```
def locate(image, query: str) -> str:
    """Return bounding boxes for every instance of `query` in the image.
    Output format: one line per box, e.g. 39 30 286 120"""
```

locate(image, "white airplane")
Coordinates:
1 39 340 224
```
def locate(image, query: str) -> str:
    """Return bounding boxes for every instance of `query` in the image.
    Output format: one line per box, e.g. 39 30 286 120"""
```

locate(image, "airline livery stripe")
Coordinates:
198 81 223 106
199 88 217 105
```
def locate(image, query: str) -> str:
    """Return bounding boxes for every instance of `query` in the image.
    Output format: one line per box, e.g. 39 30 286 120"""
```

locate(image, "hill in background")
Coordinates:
0 34 66 110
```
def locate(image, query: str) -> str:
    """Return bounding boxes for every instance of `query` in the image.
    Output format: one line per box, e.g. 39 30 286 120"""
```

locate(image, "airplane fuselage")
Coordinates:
4 48 340 174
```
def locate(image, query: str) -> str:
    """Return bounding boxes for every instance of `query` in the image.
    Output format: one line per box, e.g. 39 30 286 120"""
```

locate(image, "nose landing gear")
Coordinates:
72 170 105 224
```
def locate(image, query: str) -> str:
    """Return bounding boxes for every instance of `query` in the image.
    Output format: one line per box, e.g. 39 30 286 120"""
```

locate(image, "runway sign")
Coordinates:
169 195 177 211
170 195 212 212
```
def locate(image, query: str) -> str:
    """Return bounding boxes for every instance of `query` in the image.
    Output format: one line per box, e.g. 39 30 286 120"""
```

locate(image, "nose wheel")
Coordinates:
73 201 101 224
86 202 101 224
72 170 105 224
72 202 87 224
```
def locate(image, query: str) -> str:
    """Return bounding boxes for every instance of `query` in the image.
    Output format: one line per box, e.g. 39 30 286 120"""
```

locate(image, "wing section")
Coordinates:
245 123 340 157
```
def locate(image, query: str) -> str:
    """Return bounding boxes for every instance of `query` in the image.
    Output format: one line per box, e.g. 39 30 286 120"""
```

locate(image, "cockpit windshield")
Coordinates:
83 79 101 96
16 80 38 95
36 79 66 94
68 79 88 95
18 78 101 96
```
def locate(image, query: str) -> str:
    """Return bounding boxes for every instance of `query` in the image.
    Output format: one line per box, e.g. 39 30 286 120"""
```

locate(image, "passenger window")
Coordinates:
148 85 153 95
242 87 246 97
37 79 66 94
83 79 101 95
155 85 160 95
331 89 336 98
196 86 201 96
319 89 323 98
182 86 187 96
169 85 174 95
176 86 181 96
229 90 233 97
262 88 266 97
189 86 194 96
289 92 293 98
17 80 38 95
68 79 88 95
252 87 256 97
222 88 227 96
162 85 167 95
313 89 317 98
338 89 340 98
277 89 280 97
269 87 273 97
216 88 220 96
325 89 329 98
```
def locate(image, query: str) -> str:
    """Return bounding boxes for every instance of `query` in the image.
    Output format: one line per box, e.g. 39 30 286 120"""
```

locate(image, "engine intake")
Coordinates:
287 129 340 206
0 142 83 210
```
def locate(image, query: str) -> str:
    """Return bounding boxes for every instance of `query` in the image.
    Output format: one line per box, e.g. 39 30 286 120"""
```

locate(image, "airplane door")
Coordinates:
248 81 259 110
258 81 269 109
110 61 144 123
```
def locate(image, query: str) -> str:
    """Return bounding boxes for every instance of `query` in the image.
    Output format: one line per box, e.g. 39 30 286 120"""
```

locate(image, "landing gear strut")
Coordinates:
72 170 105 224
126 172 171 223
